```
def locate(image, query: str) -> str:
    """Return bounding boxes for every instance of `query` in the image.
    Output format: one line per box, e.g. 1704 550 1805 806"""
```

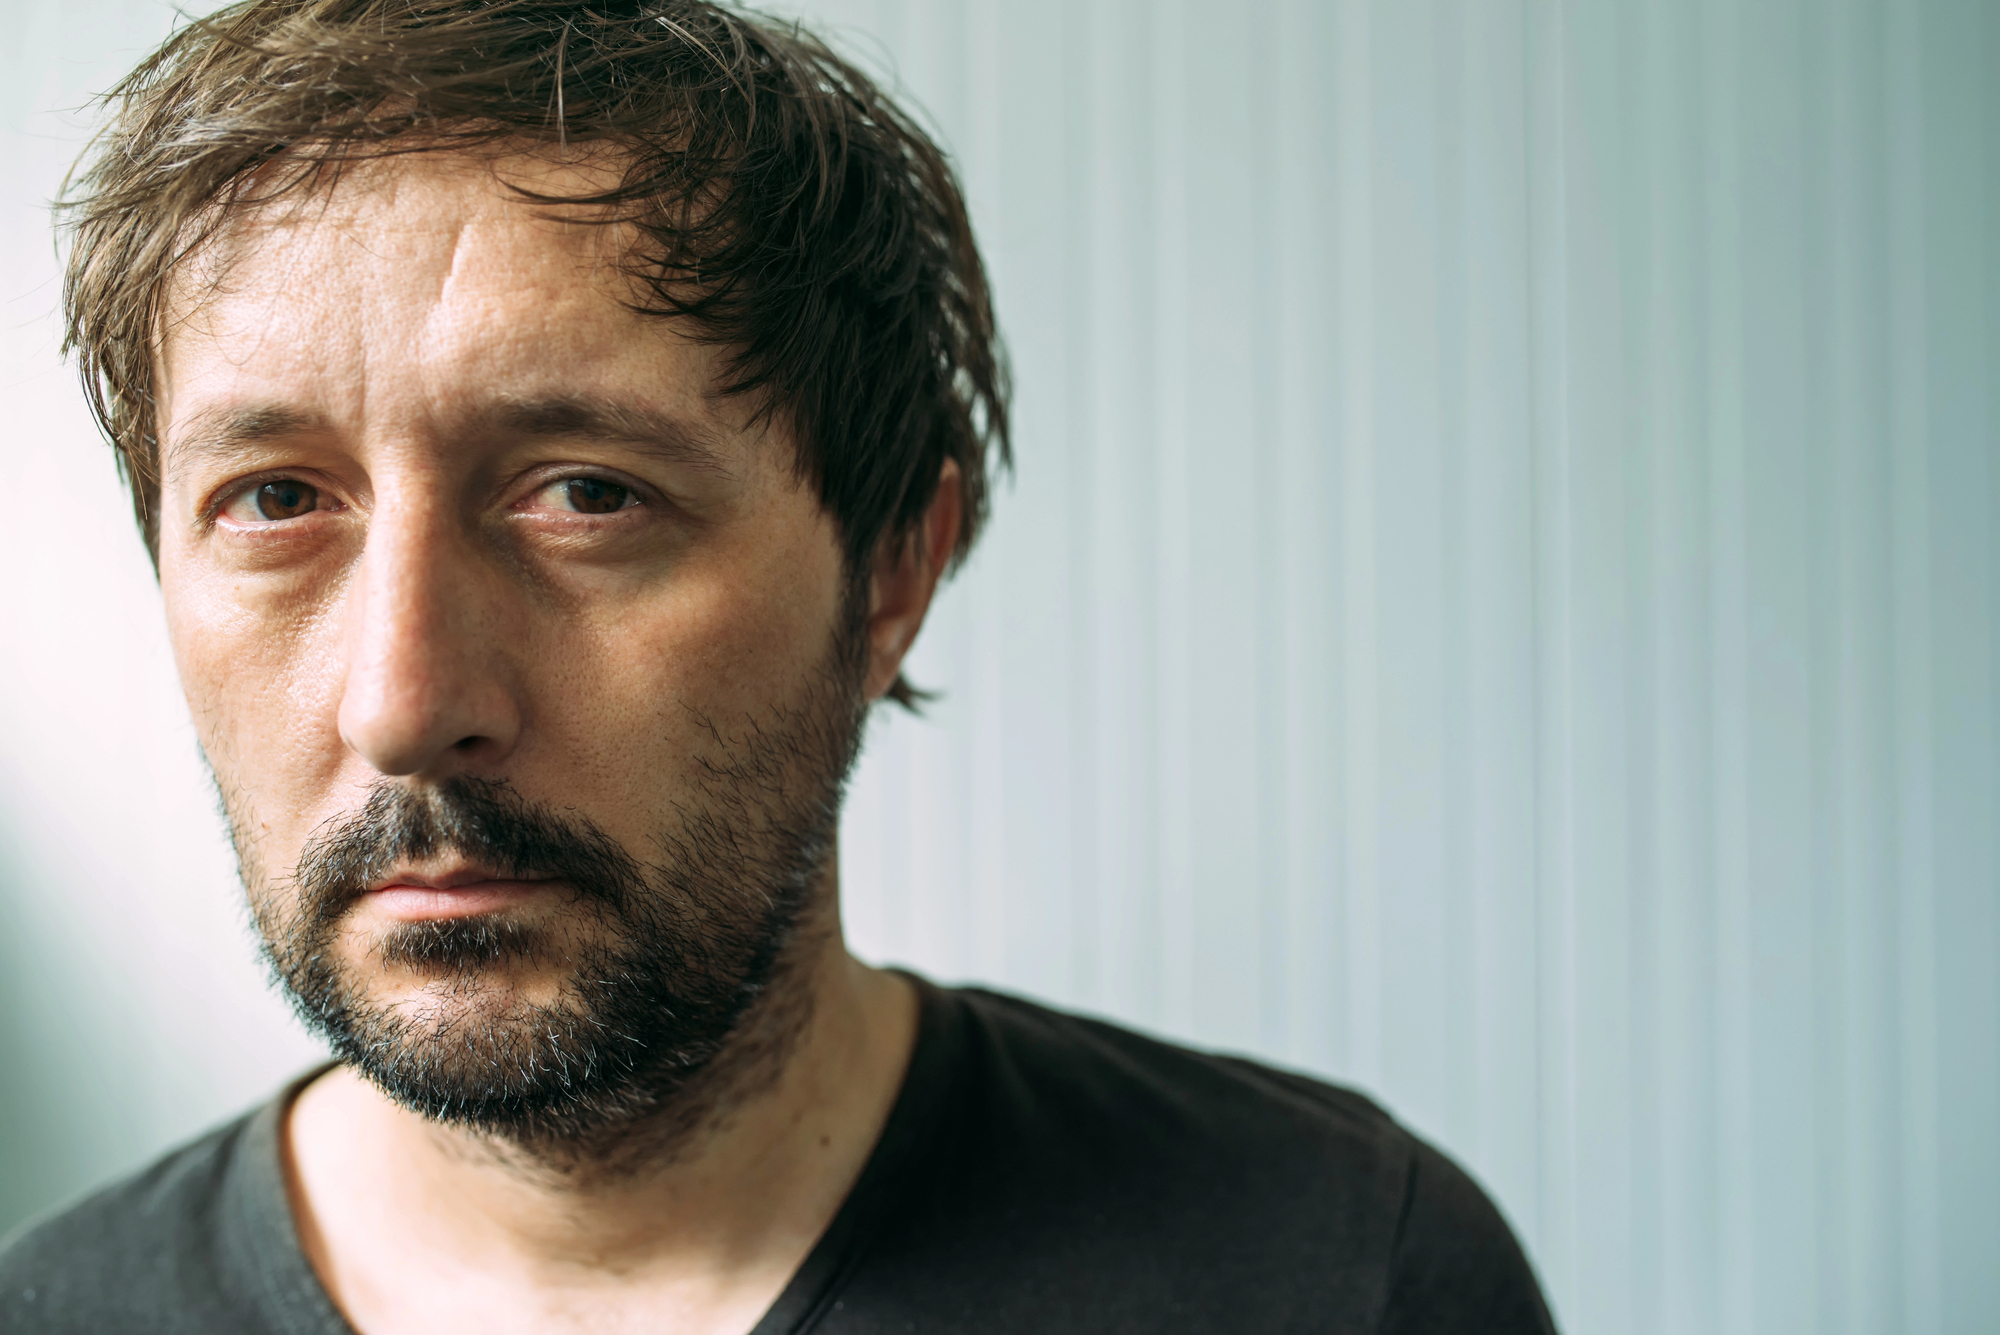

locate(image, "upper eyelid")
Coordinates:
204 470 331 524
517 469 651 508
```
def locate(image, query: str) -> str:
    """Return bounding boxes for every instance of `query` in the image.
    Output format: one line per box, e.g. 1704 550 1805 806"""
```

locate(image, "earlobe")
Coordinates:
862 460 963 703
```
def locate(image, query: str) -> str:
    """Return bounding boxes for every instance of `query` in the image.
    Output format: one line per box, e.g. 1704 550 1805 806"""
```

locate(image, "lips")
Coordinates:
364 867 555 921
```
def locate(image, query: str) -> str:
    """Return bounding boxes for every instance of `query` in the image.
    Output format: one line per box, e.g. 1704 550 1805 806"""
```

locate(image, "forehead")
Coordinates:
158 150 718 455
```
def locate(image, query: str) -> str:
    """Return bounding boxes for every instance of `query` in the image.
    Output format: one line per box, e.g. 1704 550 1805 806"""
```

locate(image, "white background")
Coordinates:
2 3 1995 1332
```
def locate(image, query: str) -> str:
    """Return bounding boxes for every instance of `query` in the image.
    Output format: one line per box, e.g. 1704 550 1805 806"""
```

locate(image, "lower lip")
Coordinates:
365 881 553 921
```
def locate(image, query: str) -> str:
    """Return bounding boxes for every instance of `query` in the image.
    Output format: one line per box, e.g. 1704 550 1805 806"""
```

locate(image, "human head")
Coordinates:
60 0 1006 1146
64 0 1008 707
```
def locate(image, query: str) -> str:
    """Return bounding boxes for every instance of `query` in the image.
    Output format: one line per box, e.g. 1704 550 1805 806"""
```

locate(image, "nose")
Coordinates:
336 499 524 778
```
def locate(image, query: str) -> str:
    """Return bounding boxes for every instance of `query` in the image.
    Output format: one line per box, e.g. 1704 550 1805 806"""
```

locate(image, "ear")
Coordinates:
862 459 963 703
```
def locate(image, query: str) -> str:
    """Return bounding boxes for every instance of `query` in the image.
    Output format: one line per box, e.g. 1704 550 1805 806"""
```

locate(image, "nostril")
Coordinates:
451 735 486 752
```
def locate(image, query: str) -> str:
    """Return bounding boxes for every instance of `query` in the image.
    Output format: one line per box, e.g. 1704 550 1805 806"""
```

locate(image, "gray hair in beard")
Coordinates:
242 606 871 1157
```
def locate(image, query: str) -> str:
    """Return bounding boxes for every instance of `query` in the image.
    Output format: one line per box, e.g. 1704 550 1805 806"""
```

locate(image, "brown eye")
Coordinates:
255 480 318 520
564 479 630 514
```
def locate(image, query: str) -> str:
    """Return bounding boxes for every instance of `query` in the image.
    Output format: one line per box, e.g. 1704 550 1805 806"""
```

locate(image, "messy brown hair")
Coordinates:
60 0 1008 708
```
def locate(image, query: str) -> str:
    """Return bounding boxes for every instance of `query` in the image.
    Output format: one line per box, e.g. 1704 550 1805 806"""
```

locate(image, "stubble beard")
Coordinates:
229 602 872 1172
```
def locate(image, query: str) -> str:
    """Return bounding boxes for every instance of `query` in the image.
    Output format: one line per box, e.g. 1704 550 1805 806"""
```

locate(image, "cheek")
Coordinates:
538 517 846 784
161 542 350 814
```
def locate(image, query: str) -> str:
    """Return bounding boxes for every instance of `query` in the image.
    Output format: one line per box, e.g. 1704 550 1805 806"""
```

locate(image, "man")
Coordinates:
0 2 1553 1331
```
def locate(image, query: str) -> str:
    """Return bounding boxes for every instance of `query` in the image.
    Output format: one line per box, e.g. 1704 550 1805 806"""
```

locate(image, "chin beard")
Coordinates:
237 619 868 1162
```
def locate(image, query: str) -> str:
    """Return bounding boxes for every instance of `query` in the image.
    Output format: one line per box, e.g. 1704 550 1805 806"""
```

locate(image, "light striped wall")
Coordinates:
0 3 1993 1332
808 2 1999 1331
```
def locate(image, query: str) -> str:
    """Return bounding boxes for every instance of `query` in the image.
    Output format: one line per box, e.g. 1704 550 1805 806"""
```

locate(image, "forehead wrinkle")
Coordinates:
161 156 735 490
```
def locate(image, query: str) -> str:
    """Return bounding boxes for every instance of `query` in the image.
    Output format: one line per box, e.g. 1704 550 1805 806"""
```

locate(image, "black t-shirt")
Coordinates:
0 980 1555 1333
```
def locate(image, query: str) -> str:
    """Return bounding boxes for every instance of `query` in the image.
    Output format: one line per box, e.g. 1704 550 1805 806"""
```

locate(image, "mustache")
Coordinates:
288 776 645 933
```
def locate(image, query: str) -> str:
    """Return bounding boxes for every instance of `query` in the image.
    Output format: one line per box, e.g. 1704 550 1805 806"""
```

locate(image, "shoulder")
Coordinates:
0 1109 266 1334
908 985 1553 1331
944 984 1422 1195
953 984 1398 1129
1376 1133 1558 1334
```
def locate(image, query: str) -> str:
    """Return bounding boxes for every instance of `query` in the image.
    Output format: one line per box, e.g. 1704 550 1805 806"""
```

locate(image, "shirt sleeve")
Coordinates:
1376 1140 1558 1334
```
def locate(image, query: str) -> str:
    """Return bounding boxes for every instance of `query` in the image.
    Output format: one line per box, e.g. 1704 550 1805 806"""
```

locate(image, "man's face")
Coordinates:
155 152 864 1138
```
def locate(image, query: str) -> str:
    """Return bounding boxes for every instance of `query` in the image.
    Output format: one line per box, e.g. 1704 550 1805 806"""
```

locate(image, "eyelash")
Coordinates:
520 473 647 516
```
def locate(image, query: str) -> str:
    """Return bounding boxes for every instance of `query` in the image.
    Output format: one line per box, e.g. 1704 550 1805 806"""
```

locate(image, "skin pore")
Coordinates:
153 151 961 1334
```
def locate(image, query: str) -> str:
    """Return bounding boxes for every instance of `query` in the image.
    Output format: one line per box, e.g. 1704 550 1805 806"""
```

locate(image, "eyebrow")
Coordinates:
163 395 738 478
485 395 737 477
165 404 328 476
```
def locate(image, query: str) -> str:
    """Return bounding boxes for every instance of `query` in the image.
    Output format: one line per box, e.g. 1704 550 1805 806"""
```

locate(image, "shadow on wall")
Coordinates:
0 812 144 1238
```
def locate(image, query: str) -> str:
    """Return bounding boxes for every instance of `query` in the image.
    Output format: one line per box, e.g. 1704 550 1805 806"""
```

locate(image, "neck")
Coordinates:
283 928 919 1323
